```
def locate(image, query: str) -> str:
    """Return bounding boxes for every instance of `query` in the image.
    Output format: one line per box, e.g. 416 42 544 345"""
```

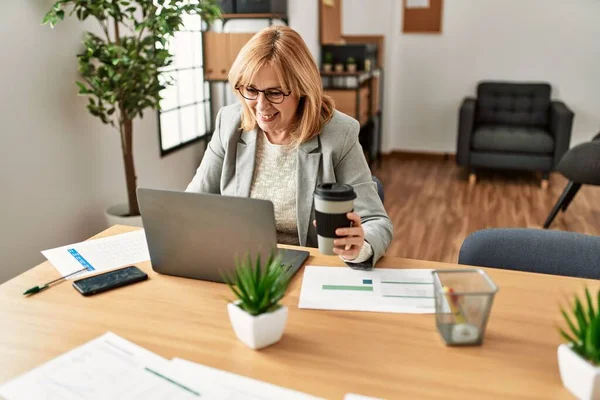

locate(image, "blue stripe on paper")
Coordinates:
67 249 95 271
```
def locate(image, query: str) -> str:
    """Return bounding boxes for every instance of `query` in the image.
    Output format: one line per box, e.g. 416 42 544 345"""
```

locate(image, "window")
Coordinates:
158 12 210 156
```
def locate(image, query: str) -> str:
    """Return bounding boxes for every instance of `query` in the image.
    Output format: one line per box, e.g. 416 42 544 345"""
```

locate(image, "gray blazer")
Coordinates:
186 103 393 268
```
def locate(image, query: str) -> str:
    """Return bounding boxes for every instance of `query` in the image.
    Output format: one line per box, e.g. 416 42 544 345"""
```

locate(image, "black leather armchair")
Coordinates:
456 81 574 187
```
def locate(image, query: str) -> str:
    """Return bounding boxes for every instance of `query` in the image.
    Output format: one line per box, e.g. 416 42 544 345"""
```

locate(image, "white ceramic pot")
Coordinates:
558 344 600 399
227 302 288 350
104 204 143 228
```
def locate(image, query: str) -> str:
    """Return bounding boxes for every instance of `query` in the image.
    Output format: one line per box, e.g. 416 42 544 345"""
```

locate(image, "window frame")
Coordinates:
157 16 211 157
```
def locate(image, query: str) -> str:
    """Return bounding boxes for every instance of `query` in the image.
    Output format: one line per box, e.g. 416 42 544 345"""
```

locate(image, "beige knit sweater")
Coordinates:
249 131 299 245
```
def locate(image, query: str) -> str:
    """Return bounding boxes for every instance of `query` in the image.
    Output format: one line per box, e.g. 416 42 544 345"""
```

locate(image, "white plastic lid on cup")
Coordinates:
314 183 357 201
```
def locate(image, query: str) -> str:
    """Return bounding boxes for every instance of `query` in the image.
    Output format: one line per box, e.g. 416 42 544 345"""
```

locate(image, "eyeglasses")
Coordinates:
236 86 292 104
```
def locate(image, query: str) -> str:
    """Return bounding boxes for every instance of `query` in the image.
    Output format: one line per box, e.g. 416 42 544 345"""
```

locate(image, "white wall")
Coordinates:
343 0 600 153
0 2 206 283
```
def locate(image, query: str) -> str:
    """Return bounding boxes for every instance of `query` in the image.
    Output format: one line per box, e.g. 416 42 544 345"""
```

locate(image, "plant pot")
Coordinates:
334 63 344 73
346 64 357 73
323 63 332 73
104 204 143 228
227 302 288 350
558 344 600 399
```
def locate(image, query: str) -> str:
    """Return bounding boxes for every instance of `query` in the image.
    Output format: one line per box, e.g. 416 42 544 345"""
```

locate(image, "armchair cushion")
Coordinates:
472 125 554 154
477 82 551 127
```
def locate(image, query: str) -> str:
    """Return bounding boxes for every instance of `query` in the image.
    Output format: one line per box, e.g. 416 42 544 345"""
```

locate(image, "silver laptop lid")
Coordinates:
137 188 278 283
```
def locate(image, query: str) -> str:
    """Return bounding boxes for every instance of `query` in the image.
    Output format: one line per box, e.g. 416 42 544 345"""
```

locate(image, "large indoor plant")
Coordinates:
558 287 600 399
42 0 221 223
223 251 292 350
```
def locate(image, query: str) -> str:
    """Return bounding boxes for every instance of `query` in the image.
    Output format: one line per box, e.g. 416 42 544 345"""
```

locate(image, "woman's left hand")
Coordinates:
333 212 364 260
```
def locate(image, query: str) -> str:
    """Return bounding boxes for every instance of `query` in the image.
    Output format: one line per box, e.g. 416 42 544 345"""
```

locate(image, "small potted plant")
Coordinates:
334 61 345 73
223 251 292 350
558 287 600 399
323 52 333 73
346 57 357 73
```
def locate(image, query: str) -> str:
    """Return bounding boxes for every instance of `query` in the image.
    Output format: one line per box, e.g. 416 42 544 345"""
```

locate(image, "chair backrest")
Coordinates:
458 228 600 279
371 175 384 203
556 131 600 184
476 82 551 128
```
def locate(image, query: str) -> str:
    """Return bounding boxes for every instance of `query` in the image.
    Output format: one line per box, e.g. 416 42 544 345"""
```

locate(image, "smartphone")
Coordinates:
72 266 148 296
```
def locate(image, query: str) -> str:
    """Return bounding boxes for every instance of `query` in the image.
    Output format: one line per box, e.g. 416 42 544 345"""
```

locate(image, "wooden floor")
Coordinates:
373 154 600 264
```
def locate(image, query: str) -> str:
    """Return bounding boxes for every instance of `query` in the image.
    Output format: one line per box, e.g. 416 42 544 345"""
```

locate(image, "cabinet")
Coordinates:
322 69 383 166
203 32 255 81
324 84 370 126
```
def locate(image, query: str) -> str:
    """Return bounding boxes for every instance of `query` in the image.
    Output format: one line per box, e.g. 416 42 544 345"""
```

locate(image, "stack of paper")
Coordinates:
0 332 387 399
0 333 327 400
298 266 436 314
166 358 324 400
41 230 150 279
0 332 194 399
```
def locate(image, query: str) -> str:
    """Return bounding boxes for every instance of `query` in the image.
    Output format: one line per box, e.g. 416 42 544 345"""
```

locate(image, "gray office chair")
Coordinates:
543 132 600 228
458 228 600 279
372 175 384 203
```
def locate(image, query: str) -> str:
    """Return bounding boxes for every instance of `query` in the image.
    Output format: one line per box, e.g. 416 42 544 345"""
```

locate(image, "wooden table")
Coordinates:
1 225 597 399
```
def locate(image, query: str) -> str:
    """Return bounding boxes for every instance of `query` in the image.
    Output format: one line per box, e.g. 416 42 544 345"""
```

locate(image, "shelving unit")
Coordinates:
322 69 383 166
321 69 381 125
319 0 384 167
221 13 288 27
202 9 288 133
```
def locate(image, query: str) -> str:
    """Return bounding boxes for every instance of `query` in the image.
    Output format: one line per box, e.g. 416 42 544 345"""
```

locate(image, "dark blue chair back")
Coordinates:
459 228 600 279
372 175 384 203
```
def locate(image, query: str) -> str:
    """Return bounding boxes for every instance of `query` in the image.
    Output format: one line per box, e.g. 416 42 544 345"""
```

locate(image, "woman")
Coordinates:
186 25 393 268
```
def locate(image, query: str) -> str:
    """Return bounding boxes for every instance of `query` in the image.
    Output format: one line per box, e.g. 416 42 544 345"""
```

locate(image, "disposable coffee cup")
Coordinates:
314 183 357 255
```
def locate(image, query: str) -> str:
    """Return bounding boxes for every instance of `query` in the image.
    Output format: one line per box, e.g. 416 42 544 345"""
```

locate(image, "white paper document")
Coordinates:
0 332 199 400
406 0 429 8
41 229 150 279
168 358 325 400
298 266 435 314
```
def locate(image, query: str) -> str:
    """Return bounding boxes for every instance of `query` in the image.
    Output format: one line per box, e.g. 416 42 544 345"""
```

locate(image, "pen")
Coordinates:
23 267 90 296
443 286 466 323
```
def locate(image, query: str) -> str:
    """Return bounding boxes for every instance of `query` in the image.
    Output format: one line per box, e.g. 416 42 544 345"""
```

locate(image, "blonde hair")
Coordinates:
228 25 335 145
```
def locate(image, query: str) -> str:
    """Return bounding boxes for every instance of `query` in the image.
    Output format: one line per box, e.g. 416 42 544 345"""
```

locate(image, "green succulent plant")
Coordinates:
323 52 334 64
222 251 292 316
560 287 600 365
347 57 356 64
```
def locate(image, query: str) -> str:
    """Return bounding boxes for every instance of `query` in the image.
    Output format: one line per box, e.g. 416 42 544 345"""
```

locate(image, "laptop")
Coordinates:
136 188 310 283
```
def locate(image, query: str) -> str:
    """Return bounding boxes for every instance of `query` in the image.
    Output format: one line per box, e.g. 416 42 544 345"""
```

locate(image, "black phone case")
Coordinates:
73 266 148 296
